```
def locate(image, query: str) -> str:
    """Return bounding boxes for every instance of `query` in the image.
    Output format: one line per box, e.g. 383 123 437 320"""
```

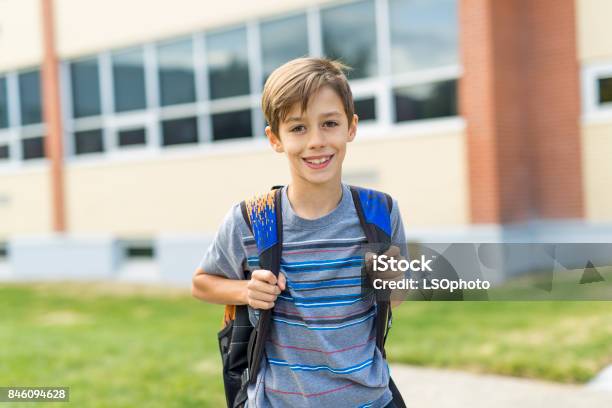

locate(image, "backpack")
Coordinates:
217 185 406 408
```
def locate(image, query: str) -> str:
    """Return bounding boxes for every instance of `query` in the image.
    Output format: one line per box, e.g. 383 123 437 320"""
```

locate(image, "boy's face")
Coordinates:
265 86 358 188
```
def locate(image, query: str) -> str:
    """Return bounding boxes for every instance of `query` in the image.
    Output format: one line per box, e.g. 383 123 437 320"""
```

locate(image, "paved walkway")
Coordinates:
390 364 612 408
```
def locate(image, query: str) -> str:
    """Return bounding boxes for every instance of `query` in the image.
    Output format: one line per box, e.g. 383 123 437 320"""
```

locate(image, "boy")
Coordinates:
192 57 407 408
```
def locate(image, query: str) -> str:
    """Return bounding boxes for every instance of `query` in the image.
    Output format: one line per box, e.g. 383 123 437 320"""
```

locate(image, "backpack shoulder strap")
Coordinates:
240 189 281 255
349 185 394 359
349 185 393 244
238 186 283 386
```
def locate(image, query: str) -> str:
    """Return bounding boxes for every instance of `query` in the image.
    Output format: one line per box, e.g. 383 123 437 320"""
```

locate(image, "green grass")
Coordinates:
1 282 611 407
0 283 226 408
389 301 612 383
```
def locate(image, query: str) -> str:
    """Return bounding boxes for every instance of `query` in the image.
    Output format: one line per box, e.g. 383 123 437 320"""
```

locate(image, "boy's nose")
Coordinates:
307 129 326 149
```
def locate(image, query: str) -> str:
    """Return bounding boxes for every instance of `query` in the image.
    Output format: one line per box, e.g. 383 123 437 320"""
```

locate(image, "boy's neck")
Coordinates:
287 179 343 220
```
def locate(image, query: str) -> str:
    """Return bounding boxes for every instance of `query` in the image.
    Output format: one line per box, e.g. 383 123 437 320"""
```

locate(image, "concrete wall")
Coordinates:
582 122 612 222
577 0 612 222
577 0 612 63
0 0 43 71
0 0 335 70
0 167 52 239
345 130 469 227
54 0 334 59
63 129 469 237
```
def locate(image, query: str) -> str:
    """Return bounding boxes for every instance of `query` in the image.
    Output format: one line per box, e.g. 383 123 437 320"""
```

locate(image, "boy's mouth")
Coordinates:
302 154 334 169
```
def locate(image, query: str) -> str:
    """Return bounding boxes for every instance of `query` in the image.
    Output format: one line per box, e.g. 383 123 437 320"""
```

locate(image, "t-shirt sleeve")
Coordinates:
197 203 249 280
390 197 408 260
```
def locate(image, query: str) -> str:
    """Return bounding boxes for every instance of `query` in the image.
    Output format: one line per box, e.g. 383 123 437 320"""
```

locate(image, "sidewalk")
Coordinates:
390 364 612 408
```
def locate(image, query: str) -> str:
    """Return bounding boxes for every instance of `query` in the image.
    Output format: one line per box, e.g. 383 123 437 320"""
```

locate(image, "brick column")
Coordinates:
41 0 66 232
459 0 583 224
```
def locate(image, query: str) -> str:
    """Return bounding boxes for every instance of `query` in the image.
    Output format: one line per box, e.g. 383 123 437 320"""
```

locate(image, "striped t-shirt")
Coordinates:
198 183 407 408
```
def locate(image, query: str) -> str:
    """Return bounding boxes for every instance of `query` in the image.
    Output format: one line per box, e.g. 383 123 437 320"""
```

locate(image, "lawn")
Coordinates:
1 282 611 407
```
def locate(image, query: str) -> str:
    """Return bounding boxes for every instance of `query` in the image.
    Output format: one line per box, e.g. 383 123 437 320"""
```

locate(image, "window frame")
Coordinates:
3 0 462 169
582 62 612 124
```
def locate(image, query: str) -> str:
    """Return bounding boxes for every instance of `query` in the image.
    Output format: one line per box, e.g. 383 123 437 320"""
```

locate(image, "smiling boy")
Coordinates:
192 57 407 408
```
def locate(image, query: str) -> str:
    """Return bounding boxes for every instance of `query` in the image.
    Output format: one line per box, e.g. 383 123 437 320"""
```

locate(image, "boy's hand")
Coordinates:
246 270 286 310
364 245 406 285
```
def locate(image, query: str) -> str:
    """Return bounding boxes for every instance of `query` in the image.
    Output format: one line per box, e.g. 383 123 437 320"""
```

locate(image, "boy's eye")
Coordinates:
290 125 306 133
324 121 339 127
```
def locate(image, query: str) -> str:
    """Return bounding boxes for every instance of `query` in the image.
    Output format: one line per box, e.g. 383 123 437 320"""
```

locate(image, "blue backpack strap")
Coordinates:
241 189 280 255
349 188 393 347
238 186 283 389
350 185 406 408
349 185 393 243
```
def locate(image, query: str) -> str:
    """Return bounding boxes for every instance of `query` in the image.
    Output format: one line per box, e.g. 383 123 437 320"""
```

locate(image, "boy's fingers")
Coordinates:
277 273 287 291
249 299 275 310
384 245 401 258
248 279 281 295
252 269 277 285
364 252 375 270
248 290 277 302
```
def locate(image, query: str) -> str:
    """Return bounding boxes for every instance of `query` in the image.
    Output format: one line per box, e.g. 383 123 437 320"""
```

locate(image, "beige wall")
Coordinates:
577 0 612 222
577 0 612 63
345 131 469 227
1 0 336 70
65 147 288 238
55 0 335 59
0 0 42 71
582 122 612 222
64 130 468 237
0 168 52 238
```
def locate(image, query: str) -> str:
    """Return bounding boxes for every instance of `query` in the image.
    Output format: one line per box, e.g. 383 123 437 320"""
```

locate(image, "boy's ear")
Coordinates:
265 126 284 153
348 114 358 143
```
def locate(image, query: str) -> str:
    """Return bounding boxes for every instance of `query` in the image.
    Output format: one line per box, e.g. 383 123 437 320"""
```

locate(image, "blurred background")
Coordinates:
0 0 611 406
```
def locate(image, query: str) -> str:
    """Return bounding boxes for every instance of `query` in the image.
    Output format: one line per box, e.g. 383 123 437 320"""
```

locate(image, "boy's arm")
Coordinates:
192 267 286 309
191 203 249 305
191 267 248 305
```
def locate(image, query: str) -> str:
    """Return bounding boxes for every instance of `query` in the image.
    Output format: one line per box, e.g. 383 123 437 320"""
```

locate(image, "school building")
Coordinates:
0 0 611 282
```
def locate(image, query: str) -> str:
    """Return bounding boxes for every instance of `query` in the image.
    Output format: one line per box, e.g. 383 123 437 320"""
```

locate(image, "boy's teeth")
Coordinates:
306 156 330 164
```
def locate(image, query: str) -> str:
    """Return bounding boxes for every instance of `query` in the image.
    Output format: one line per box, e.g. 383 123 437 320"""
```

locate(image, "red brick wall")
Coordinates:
460 0 583 224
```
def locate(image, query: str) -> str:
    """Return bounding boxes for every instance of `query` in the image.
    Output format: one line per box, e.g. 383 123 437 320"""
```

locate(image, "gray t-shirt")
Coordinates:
199 183 407 408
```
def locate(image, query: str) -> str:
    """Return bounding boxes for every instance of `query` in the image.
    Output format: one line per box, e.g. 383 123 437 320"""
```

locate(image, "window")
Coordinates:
120 239 155 259
22 136 45 160
389 0 458 73
112 48 146 112
354 98 376 121
321 0 377 80
599 77 612 104
0 144 9 160
48 1 460 163
75 129 104 155
260 14 308 83
212 110 252 141
161 117 198 146
18 70 42 125
394 79 457 122
118 128 146 147
207 27 250 99
0 76 8 129
158 39 196 106
71 58 101 118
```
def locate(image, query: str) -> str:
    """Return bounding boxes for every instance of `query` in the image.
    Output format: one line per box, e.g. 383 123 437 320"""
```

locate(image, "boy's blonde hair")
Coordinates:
261 57 355 136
